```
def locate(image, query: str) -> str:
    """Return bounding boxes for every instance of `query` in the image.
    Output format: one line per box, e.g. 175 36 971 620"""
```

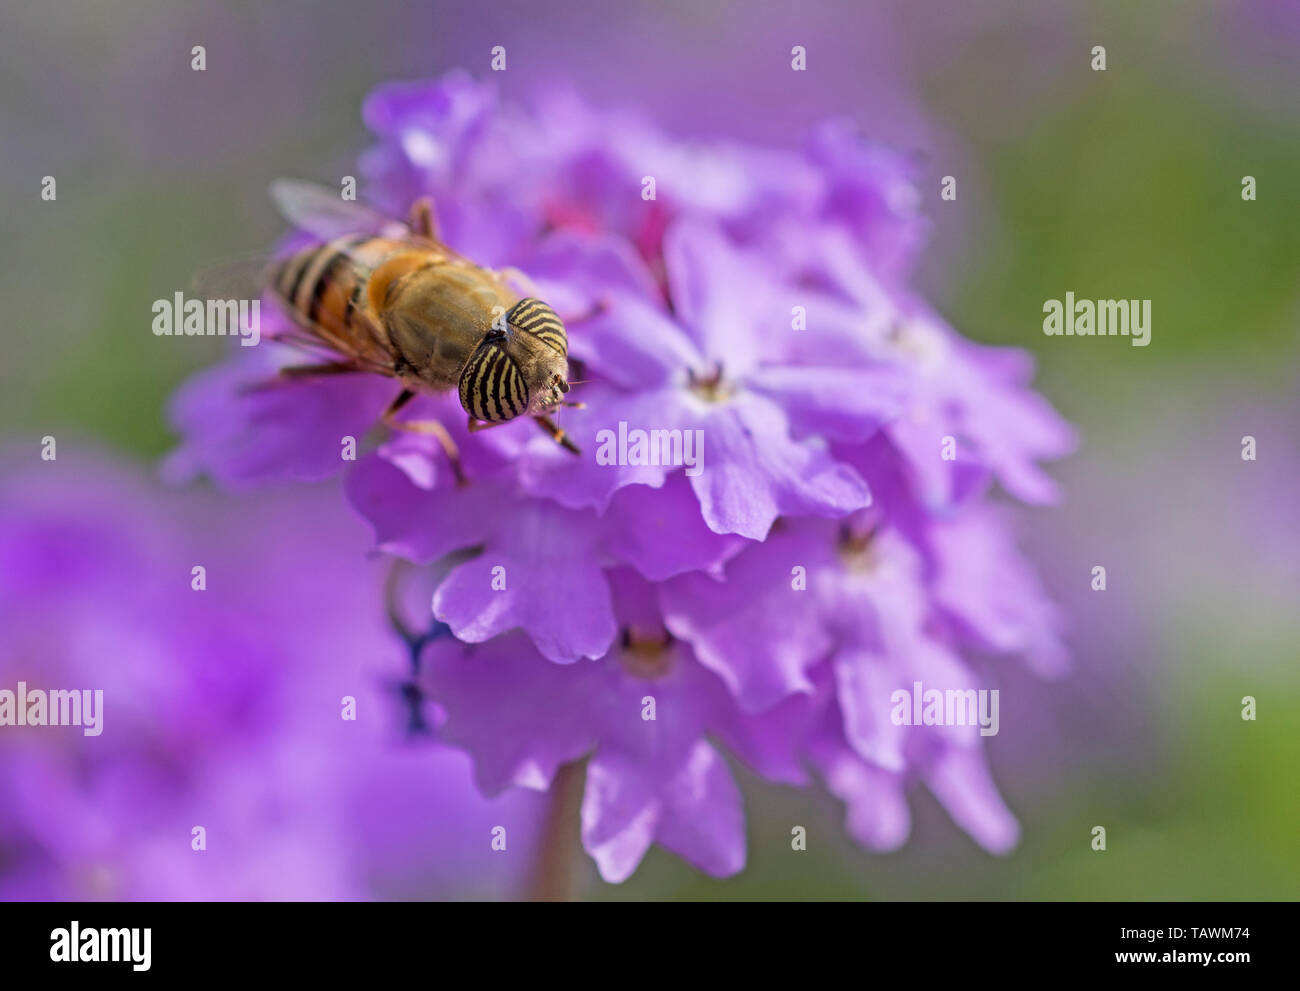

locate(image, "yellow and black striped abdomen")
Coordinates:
272 236 404 364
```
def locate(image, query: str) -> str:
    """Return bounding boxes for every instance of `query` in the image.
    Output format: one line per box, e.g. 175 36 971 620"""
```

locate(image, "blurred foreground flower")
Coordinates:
168 73 1075 883
0 458 541 899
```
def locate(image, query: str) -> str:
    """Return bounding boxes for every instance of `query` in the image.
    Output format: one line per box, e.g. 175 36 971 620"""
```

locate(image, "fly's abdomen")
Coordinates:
271 236 404 361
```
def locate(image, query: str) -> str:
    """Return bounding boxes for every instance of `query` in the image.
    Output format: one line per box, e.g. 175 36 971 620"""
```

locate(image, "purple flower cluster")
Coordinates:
0 458 540 899
168 73 1076 882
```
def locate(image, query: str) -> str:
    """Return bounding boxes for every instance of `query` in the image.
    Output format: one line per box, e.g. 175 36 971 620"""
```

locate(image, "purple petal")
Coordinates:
652 742 746 878
930 506 1070 676
812 525 930 648
662 219 769 375
424 635 597 794
601 473 745 581
831 648 907 773
517 384 694 512
582 741 746 883
761 286 898 367
433 501 616 663
811 738 911 852
344 453 505 563
885 413 992 509
164 353 394 491
660 524 834 711
956 353 1079 505
745 364 907 443
924 747 1020 855
710 674 830 787
361 72 496 140
805 119 930 283
567 296 703 390
580 752 661 883
894 636 987 751
515 232 664 323
690 392 872 539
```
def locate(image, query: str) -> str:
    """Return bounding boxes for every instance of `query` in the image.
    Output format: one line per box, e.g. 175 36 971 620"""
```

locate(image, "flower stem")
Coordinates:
524 757 587 902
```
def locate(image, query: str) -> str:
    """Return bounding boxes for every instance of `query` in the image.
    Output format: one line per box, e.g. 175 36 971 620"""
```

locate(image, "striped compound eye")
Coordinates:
459 340 529 422
507 297 567 356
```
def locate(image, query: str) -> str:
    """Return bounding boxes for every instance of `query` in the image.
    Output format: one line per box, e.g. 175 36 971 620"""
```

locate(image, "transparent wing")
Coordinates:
191 251 276 301
269 179 409 241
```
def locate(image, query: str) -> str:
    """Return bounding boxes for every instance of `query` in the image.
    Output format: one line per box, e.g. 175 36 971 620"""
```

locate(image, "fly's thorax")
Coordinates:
366 251 437 316
380 259 513 392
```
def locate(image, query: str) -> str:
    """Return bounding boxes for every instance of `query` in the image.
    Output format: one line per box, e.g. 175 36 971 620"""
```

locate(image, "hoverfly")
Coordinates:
217 180 582 483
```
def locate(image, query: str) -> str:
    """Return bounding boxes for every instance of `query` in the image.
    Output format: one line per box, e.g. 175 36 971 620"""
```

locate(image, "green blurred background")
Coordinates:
1 0 1296 899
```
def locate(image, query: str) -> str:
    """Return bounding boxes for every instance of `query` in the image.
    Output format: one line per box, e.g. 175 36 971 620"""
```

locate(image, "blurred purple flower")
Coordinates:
0 458 541 900
167 73 1074 882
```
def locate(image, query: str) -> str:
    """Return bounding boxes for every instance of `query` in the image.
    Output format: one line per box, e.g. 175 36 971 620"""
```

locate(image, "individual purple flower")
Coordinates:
422 566 829 882
167 71 1074 883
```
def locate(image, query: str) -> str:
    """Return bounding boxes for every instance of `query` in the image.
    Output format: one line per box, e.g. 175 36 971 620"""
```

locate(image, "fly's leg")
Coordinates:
238 360 363 394
382 388 467 486
466 415 511 434
533 414 581 455
279 361 362 379
466 414 580 455
408 197 438 240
